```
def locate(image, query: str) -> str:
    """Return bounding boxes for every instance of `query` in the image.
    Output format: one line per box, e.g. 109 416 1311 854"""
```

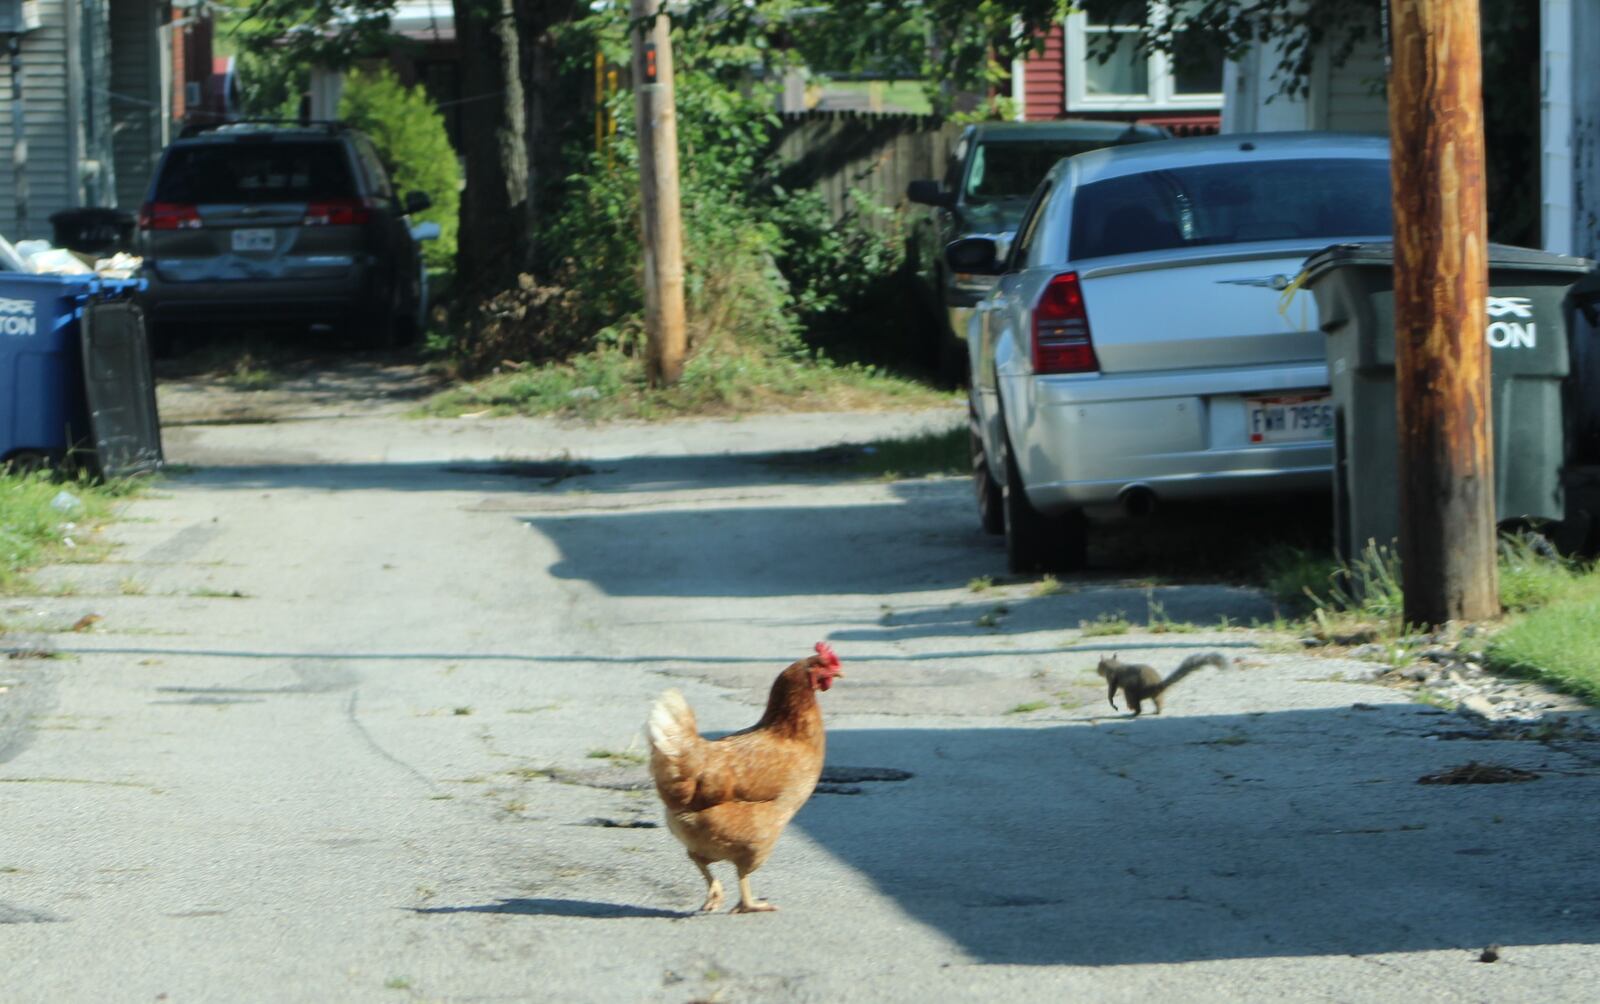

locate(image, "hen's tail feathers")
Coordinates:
1153 652 1227 695
647 689 700 765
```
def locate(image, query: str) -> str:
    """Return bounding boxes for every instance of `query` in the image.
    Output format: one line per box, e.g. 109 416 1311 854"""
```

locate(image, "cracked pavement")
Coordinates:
2 357 1598 1002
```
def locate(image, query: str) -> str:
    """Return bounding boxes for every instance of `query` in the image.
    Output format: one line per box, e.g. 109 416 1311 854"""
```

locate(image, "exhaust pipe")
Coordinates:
1120 484 1158 517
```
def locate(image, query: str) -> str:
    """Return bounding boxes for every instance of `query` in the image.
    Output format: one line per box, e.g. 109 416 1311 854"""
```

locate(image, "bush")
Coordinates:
461 64 911 379
339 68 461 269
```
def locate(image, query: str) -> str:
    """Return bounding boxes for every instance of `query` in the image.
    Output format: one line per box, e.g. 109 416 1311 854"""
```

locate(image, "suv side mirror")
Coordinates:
404 191 432 215
944 237 1003 275
907 179 955 209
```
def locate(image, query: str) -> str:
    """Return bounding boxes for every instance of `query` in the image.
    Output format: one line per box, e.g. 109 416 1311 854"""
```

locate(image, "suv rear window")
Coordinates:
965 141 1121 202
153 142 357 204
1069 158 1392 259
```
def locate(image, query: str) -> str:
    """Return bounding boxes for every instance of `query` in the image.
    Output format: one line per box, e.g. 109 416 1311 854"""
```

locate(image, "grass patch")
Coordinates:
976 604 1009 629
1486 590 1600 704
1079 612 1132 637
161 337 293 391
222 352 284 391
586 748 646 766
416 346 948 422
967 576 994 593
0 472 140 594
1496 534 1587 612
1006 701 1050 715
822 79 934 114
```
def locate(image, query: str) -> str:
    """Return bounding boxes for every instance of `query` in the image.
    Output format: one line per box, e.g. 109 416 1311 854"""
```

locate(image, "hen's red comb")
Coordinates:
814 641 841 669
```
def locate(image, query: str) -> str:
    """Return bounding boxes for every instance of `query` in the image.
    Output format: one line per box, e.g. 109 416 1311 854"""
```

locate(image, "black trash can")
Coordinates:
48 208 136 256
1567 270 1600 464
1302 242 1593 562
80 281 163 477
1562 269 1600 554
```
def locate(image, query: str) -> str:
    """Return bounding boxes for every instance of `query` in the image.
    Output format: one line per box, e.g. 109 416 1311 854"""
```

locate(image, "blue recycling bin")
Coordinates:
0 272 144 469
0 272 98 467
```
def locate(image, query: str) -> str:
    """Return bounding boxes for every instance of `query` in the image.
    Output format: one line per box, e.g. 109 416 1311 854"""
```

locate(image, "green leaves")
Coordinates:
338 68 462 269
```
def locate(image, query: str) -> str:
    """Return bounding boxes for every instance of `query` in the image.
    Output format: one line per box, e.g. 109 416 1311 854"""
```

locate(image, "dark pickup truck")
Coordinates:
905 119 1167 380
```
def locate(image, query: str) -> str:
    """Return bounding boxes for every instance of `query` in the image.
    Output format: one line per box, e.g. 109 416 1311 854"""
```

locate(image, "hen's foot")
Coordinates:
732 900 777 914
699 888 725 912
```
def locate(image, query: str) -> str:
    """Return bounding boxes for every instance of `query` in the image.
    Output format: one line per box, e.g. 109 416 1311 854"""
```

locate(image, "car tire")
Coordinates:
939 334 968 388
970 403 1004 536
1001 427 1088 573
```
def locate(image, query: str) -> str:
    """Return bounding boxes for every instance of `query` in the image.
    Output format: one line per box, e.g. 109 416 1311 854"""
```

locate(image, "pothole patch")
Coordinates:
442 461 595 483
815 765 914 796
1418 762 1539 785
0 902 64 924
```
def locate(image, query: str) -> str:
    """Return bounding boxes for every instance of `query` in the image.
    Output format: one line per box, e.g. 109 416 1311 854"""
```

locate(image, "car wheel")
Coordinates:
939 335 968 388
970 403 1004 536
1001 428 1088 573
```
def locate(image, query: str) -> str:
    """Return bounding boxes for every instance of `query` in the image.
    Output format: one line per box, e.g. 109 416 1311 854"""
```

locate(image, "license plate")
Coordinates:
1246 394 1333 443
231 228 275 252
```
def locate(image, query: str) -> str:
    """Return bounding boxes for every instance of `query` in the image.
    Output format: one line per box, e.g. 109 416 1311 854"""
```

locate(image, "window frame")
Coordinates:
1063 4 1223 113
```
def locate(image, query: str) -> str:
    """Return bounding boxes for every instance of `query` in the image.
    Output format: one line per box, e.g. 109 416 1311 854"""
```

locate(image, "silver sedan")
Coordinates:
956 132 1393 573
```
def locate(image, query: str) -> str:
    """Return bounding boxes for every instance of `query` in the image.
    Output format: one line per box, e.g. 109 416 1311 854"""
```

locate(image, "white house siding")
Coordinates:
1578 4 1600 260
1542 0 1574 254
1312 44 1387 135
80 0 115 206
109 0 161 210
1220 40 1311 134
1221 37 1387 136
0 0 78 240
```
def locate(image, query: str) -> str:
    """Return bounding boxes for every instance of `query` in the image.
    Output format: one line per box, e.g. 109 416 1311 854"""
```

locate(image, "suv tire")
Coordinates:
1001 426 1088 573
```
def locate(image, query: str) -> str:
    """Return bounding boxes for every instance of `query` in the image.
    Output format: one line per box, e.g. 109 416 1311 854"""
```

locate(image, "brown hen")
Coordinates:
646 643 842 913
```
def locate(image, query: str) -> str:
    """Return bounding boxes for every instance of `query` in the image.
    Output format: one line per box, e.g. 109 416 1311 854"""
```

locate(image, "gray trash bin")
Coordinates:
1302 242 1592 562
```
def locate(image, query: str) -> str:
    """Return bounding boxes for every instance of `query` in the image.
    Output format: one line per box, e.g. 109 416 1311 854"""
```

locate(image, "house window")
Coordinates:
1065 1 1223 111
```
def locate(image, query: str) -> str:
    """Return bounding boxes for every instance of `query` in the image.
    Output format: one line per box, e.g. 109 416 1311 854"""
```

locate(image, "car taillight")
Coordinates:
139 202 202 230
1032 271 1098 375
303 199 373 226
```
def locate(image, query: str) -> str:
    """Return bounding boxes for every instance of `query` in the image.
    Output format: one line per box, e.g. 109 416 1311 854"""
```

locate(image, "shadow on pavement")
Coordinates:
411 898 685 920
791 706 1600 965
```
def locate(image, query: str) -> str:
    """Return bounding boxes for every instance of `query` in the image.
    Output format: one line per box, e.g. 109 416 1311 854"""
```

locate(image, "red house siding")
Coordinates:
1019 24 1066 120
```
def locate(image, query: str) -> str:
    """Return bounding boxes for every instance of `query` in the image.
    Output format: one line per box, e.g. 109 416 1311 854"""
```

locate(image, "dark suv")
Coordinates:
905 120 1167 379
138 120 430 348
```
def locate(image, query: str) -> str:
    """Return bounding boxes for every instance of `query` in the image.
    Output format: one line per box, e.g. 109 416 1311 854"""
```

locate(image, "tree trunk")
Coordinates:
516 0 586 276
452 0 534 292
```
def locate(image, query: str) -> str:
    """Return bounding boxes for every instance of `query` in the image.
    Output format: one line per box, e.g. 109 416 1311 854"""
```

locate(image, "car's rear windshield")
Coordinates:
153 142 356 204
1068 157 1392 258
965 140 1134 202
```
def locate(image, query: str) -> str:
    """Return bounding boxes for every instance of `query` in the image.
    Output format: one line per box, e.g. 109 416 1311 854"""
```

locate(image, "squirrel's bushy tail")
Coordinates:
1153 652 1227 695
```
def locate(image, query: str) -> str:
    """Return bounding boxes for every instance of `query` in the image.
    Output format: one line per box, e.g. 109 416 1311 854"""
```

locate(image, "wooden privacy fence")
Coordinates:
770 111 960 232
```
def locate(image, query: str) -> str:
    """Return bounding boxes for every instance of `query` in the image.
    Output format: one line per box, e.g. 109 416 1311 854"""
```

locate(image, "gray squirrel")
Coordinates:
1096 652 1227 716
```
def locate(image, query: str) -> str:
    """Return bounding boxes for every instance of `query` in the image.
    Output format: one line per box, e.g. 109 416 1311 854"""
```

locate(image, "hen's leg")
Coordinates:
731 867 777 914
689 854 723 912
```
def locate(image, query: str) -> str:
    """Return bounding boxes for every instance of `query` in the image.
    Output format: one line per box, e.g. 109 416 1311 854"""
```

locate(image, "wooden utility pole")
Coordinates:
630 0 688 386
1388 0 1498 625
